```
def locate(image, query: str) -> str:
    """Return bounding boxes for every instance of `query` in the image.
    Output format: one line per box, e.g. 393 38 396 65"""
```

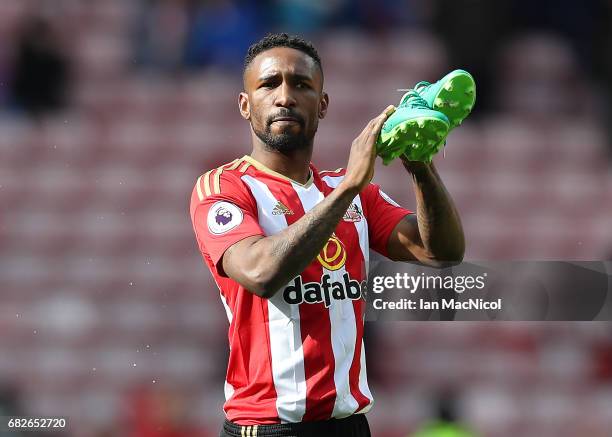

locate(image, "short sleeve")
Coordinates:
360 183 412 258
190 172 264 273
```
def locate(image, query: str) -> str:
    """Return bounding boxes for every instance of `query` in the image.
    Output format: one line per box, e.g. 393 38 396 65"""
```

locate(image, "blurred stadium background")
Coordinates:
0 0 611 436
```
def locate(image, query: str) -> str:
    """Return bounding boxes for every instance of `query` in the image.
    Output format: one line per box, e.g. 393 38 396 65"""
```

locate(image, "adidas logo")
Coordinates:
343 203 362 222
272 201 293 216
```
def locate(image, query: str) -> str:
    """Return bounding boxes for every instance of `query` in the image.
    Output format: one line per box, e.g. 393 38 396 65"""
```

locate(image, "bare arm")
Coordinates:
223 106 396 298
387 159 465 266
223 185 357 298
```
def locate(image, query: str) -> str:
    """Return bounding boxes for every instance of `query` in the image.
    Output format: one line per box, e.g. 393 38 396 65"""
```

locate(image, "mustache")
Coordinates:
267 110 304 126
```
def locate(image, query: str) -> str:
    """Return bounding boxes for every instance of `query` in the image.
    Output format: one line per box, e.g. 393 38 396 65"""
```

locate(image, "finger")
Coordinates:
370 106 395 126
371 105 395 125
370 108 393 135
359 118 377 136
367 105 395 132
360 105 396 139
381 105 396 118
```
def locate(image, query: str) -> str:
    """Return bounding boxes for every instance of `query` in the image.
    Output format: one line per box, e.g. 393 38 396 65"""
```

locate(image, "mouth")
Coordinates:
272 117 299 123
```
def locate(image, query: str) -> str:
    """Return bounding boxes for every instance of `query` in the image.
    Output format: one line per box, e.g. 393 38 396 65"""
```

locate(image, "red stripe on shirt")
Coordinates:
317 174 371 412
264 176 338 421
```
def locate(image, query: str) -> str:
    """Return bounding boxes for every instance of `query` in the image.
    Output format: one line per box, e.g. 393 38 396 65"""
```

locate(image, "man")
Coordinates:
190 33 465 437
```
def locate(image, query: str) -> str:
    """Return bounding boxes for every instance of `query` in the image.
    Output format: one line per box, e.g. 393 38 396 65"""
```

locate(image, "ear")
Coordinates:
239 92 250 120
318 92 329 119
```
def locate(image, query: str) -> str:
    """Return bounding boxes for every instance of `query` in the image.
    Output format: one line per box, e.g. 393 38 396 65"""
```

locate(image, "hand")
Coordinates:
341 105 395 193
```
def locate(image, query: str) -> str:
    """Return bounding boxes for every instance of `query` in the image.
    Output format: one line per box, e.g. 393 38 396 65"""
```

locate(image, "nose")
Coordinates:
274 81 297 108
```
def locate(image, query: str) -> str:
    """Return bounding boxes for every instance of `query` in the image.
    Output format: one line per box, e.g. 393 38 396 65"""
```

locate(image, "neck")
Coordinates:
250 136 313 185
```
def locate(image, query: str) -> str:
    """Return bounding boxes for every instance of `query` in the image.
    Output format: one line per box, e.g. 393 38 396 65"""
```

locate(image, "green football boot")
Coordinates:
376 90 450 165
412 69 476 130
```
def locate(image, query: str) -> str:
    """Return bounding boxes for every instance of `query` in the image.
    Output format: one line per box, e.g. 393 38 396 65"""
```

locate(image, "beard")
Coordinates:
253 110 315 153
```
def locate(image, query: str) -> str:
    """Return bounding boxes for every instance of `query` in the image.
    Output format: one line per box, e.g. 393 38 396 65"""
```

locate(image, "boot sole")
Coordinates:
431 71 476 129
378 116 449 164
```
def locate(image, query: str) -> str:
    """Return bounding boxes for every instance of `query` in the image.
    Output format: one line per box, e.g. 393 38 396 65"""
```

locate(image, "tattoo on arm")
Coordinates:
403 161 464 262
263 188 355 289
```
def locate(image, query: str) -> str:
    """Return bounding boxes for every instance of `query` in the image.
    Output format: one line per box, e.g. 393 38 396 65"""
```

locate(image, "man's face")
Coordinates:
240 47 328 152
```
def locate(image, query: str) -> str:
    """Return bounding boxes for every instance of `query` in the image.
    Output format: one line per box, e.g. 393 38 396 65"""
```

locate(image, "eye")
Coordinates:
259 78 279 89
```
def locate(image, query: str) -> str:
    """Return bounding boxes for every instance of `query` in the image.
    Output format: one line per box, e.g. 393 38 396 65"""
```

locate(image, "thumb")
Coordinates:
373 105 396 133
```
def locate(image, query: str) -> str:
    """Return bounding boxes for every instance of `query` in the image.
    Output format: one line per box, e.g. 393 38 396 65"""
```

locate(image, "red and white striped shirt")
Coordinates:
189 155 411 425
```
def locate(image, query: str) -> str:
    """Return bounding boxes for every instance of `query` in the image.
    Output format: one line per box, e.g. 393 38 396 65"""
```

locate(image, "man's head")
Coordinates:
239 33 328 153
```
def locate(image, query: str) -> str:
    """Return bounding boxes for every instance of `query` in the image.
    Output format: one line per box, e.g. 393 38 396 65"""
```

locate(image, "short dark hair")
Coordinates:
243 33 323 76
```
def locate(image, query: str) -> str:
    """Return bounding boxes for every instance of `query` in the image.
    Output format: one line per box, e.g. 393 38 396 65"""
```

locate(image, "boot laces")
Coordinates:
414 81 431 93
400 90 429 110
